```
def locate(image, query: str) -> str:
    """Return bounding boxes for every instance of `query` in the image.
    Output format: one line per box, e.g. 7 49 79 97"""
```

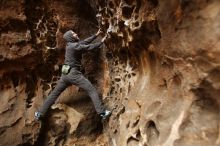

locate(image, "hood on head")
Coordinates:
63 30 78 43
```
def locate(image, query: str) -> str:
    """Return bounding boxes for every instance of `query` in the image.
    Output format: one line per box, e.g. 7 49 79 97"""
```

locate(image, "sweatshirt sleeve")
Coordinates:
78 42 103 51
80 35 97 45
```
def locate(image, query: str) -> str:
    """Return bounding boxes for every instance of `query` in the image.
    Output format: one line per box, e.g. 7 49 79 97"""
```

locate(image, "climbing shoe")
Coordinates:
100 110 111 120
34 111 43 121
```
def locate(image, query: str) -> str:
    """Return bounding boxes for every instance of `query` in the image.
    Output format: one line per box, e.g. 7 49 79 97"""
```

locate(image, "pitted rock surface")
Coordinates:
0 0 220 146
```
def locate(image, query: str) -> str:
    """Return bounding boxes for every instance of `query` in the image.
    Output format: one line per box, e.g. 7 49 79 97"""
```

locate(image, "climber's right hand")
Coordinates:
96 28 102 36
101 35 107 43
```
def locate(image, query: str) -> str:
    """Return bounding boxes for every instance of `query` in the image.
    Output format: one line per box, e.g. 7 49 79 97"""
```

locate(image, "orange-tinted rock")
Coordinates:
0 0 219 146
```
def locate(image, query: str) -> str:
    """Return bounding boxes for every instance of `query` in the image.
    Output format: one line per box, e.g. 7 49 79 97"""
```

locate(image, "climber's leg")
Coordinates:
68 70 105 114
37 78 69 116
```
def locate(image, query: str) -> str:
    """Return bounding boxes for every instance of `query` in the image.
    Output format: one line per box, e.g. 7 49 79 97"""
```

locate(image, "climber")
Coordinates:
35 29 111 121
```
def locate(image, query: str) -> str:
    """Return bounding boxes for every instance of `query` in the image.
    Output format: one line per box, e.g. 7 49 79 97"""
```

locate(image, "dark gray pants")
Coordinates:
38 68 105 115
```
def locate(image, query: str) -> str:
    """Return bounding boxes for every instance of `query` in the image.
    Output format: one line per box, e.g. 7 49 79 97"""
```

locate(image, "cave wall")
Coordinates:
0 0 220 146
95 0 220 146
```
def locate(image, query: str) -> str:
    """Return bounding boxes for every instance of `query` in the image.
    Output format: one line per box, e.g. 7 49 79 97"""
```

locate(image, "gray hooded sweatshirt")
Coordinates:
63 30 103 69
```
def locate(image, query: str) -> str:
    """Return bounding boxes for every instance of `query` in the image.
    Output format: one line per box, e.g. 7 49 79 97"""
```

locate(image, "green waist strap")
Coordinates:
61 64 71 75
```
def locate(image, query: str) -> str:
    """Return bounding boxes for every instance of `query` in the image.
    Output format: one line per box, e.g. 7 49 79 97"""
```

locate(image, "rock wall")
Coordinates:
96 0 220 146
0 0 220 146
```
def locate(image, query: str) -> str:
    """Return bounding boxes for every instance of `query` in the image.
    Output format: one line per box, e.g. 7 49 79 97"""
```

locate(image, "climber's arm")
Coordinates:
79 42 103 51
80 29 102 45
80 35 97 45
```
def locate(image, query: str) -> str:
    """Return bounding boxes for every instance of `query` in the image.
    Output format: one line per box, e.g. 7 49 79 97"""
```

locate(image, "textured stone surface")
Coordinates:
96 0 220 146
0 0 220 146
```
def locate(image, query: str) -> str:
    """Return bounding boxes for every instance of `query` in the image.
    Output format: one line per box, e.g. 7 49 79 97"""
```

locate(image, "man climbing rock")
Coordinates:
35 29 111 120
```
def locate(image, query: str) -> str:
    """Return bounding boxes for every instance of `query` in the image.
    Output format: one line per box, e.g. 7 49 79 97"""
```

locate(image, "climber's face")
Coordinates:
71 31 79 41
